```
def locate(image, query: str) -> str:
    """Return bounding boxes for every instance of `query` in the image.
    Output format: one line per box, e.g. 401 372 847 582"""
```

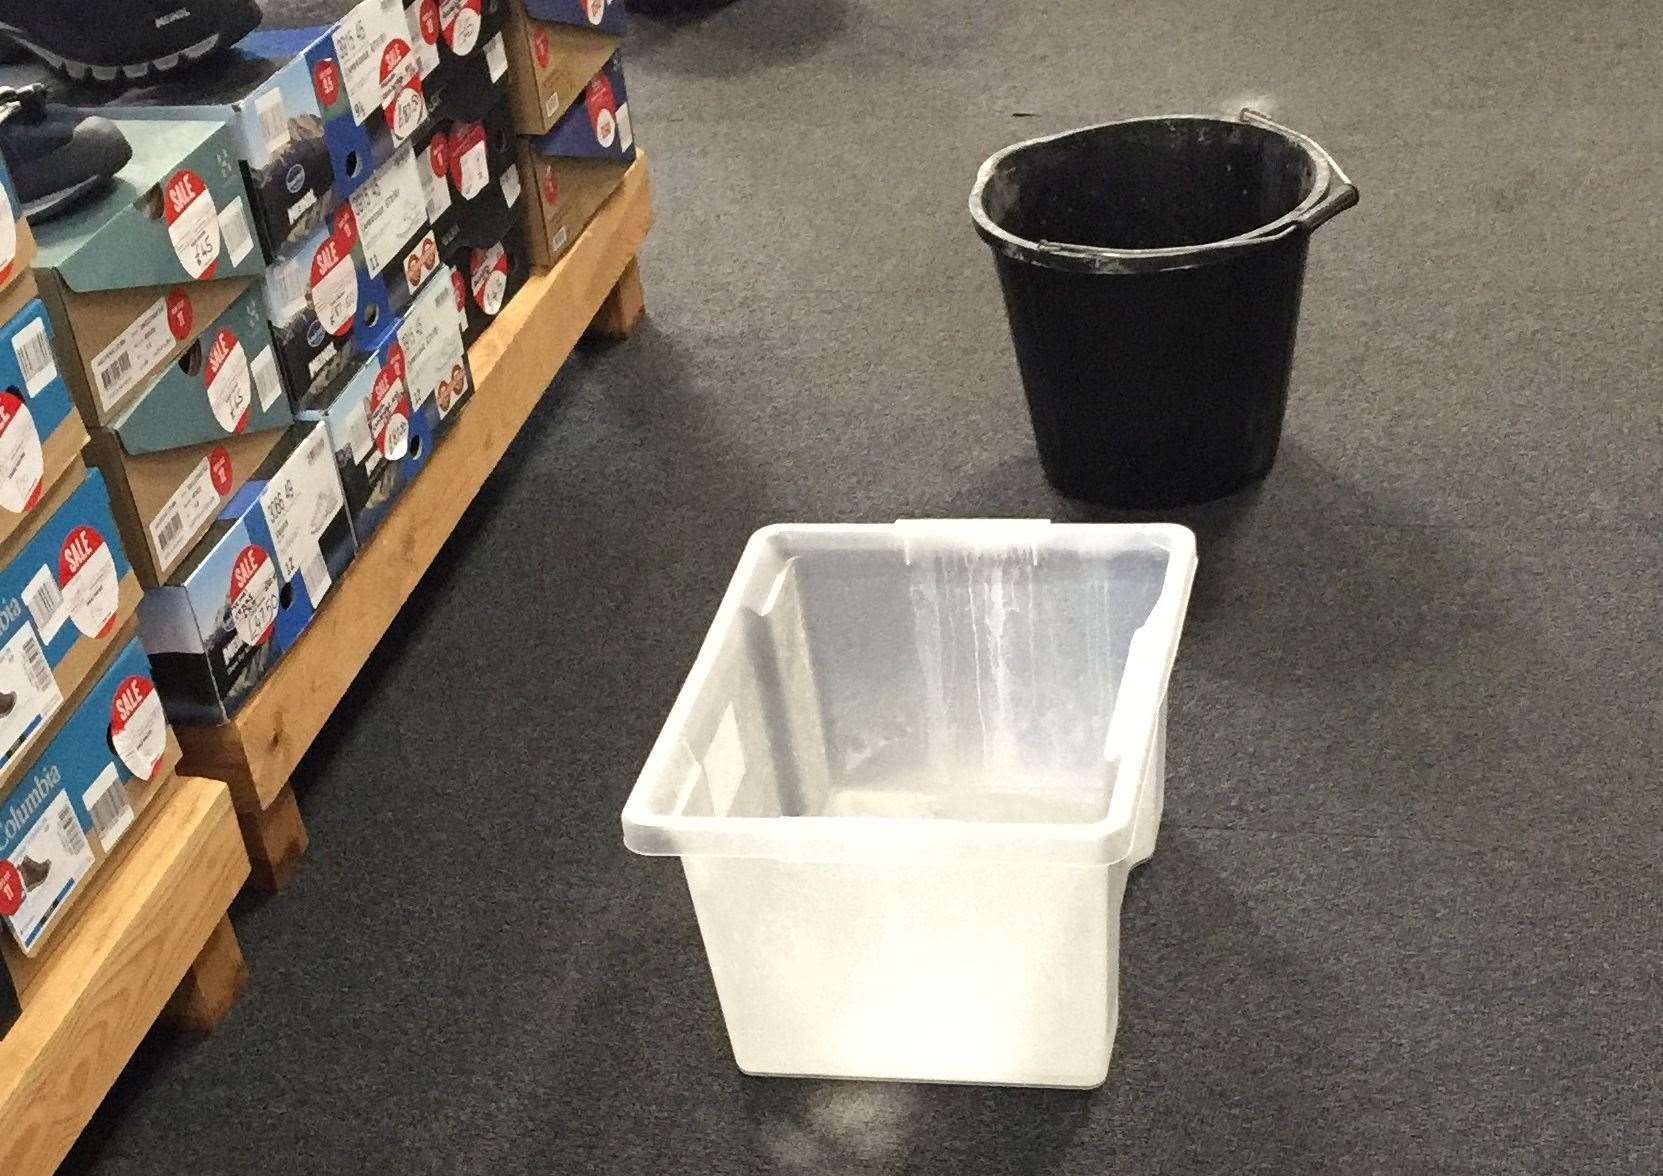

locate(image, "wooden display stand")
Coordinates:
178 158 655 888
0 775 251 1175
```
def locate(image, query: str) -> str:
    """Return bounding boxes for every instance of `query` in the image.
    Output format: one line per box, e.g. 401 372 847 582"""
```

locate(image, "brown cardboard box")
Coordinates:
502 4 620 135
516 147 632 266
31 274 250 430
0 271 91 554
84 426 289 587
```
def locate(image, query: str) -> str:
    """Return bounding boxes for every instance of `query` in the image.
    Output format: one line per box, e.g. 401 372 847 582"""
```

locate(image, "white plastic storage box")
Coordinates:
623 520 1197 1087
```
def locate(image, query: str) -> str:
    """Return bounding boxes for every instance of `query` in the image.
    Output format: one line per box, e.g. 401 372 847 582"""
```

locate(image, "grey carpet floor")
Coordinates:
61 1 1661 1173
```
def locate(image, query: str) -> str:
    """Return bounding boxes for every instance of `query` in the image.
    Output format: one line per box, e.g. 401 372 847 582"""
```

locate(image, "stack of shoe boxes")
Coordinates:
98 0 508 723
0 153 180 988
503 0 637 270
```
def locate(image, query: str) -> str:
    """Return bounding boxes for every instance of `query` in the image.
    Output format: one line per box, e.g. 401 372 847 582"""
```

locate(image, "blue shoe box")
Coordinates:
100 0 434 260
298 265 472 544
137 424 356 724
0 285 90 554
0 635 178 956
264 144 440 408
0 469 143 789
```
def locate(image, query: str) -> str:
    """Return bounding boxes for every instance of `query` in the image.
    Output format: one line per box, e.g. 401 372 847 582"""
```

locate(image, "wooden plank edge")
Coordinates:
177 158 656 811
0 776 249 1176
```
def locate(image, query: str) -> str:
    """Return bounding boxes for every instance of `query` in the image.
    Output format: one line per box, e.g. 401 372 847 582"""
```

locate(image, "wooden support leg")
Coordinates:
161 916 248 1032
237 787 309 892
585 257 645 340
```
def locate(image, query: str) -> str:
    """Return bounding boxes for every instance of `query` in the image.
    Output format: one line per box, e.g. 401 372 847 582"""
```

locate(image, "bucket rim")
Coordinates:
969 111 1353 274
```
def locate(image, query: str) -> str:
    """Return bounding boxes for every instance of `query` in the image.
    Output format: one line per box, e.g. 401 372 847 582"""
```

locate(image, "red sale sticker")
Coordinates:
204 328 252 434
469 243 509 316
57 524 121 639
109 674 166 780
532 25 550 68
585 75 618 149
540 162 559 206
227 544 279 647
209 445 234 496
380 38 426 142
368 346 412 461
0 391 44 514
166 290 194 341
164 169 221 280
428 128 450 177
314 58 342 108
0 863 21 917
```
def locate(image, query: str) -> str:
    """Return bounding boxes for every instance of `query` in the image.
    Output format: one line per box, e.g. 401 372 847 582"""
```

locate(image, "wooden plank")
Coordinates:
236 786 308 892
160 916 248 1032
0 776 249 1176
177 157 656 813
586 257 645 339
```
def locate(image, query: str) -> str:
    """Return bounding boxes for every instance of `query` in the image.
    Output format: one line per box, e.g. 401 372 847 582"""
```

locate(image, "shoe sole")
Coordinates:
0 14 253 83
22 171 110 223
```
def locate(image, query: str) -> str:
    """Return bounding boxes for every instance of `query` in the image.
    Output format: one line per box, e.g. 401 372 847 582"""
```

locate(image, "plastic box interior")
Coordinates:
624 520 1197 1087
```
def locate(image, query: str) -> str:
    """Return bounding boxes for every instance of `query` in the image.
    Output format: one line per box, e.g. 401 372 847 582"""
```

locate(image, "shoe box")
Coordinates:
0 152 34 301
298 266 472 544
417 96 523 257
450 219 531 345
0 468 142 787
97 0 434 262
0 632 177 957
29 117 263 428
265 144 440 408
137 423 356 724
0 274 90 554
501 1 620 135
80 282 292 587
522 0 628 35
404 0 514 125
517 53 635 265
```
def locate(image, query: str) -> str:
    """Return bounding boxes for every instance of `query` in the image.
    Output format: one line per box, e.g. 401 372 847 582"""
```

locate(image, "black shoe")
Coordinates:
0 86 132 221
0 0 261 83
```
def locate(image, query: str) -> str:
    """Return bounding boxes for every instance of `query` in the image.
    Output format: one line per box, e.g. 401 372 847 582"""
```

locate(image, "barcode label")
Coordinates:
149 454 221 573
219 199 255 265
500 165 522 210
251 346 283 411
89 293 177 411
11 318 58 395
255 86 291 157
23 565 68 644
267 258 308 318
153 507 184 563
55 800 87 857
20 626 52 694
86 764 136 852
300 550 332 605
485 32 507 82
97 349 134 398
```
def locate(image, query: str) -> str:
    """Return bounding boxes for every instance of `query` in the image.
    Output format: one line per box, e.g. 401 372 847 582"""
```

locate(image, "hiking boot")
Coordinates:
0 86 132 221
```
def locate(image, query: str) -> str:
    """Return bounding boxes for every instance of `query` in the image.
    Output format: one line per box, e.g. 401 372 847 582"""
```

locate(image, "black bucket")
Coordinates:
970 110 1357 508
